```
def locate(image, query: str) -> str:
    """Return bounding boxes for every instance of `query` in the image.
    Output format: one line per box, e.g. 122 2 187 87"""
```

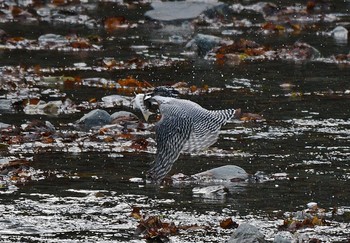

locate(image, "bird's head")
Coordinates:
132 86 179 121
131 93 154 122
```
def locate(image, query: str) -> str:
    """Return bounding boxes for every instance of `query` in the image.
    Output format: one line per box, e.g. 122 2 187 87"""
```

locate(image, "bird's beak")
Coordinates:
131 94 154 122
140 109 153 122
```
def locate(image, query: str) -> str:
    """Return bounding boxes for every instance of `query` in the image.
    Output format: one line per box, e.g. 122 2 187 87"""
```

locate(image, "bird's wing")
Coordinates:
182 108 236 152
148 114 192 183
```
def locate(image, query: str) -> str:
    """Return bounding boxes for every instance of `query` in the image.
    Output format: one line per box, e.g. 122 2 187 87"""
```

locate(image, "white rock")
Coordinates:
331 26 348 42
145 1 221 21
192 165 248 181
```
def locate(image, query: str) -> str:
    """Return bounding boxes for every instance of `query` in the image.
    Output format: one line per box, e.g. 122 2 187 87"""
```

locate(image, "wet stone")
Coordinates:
192 165 248 181
76 109 112 130
111 111 139 126
0 99 12 112
101 95 131 108
331 26 348 43
0 122 11 129
38 34 69 46
228 223 266 243
273 231 294 243
192 185 228 199
145 1 222 21
186 34 227 56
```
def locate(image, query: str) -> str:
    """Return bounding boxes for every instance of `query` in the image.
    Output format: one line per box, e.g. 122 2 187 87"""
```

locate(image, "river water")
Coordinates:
0 0 350 242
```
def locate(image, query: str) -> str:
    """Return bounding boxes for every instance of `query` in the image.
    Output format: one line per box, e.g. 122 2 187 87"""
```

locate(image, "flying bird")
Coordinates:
132 87 240 183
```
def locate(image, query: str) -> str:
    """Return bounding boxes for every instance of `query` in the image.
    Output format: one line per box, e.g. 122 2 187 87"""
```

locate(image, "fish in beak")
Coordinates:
131 93 154 122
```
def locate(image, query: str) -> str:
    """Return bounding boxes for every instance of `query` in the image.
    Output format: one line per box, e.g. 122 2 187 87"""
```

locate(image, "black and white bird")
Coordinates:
132 87 240 183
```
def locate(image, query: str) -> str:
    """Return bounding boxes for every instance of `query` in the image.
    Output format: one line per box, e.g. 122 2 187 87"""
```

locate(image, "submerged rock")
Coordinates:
38 34 69 46
76 109 112 130
273 231 294 243
228 223 266 243
22 120 55 133
145 1 222 21
192 185 228 199
192 165 248 181
24 101 62 115
101 95 132 108
0 99 12 112
186 33 227 56
278 42 321 61
0 122 11 129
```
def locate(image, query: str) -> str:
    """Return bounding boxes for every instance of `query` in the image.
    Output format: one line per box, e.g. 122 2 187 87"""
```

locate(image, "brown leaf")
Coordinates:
117 76 143 87
11 6 23 17
240 113 264 121
70 40 91 49
189 85 197 93
103 136 114 143
41 136 54 144
130 207 142 220
89 98 97 103
104 17 127 31
220 218 239 229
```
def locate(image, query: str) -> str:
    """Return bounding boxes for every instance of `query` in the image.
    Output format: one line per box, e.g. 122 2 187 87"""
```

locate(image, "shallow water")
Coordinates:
0 0 350 242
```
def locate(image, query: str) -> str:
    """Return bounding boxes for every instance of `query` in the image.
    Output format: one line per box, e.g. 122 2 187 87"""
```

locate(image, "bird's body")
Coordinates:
132 90 239 183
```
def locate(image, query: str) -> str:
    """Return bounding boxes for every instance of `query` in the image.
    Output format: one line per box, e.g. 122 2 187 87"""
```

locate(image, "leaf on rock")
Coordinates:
130 207 142 220
220 218 239 229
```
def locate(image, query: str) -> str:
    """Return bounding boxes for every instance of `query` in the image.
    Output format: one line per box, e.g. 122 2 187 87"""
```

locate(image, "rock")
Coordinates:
192 185 228 199
111 111 139 127
192 165 248 181
331 26 348 43
76 109 112 129
228 223 266 243
278 42 321 61
0 122 11 129
0 99 12 112
111 111 138 121
186 33 225 56
101 95 132 108
145 1 222 21
38 34 69 46
273 231 294 243
23 100 63 115
22 120 55 133
307 202 318 209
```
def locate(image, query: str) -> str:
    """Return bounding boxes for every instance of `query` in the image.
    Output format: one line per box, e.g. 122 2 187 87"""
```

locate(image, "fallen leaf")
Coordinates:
89 98 97 103
104 136 114 143
220 218 239 229
130 207 142 220
70 40 91 49
41 137 54 144
240 113 264 121
118 76 143 87
104 17 127 31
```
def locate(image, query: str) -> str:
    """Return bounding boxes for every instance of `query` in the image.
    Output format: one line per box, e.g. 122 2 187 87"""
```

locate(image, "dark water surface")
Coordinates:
0 0 350 242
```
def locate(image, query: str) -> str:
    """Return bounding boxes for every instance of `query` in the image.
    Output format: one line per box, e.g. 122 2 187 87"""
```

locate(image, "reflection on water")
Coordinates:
0 0 350 241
